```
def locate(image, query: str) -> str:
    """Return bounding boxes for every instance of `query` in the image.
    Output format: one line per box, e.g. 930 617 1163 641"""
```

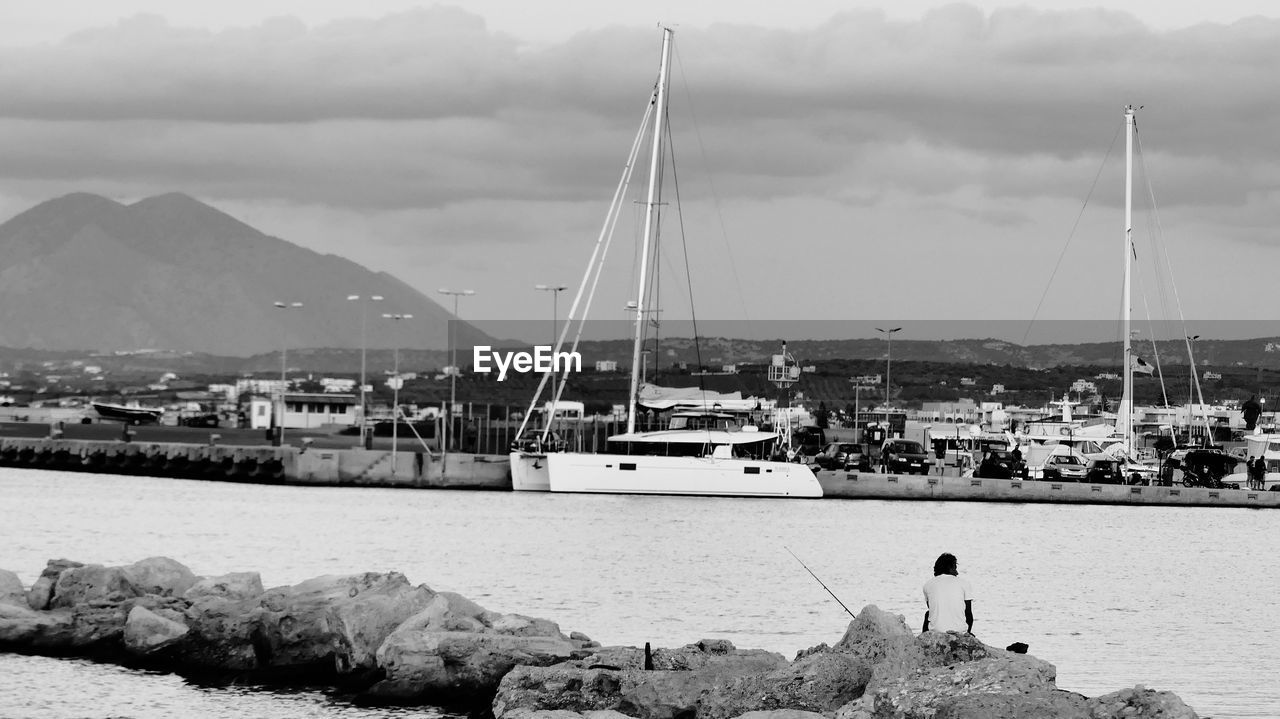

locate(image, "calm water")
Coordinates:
2 468 1277 718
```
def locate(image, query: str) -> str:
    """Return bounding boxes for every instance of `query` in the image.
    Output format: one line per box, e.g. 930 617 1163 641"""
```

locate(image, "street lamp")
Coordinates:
1186 334 1201 440
535 284 568 426
875 327 902 410
383 312 413 476
438 288 475 468
347 294 384 448
273 301 303 446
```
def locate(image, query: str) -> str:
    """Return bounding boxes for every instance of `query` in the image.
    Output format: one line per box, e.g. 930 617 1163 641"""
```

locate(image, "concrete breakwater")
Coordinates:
816 470 1280 508
0 435 510 490
0 556 1200 718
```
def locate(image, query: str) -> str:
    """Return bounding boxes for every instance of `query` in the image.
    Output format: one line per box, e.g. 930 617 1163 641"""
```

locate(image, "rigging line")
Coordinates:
1135 127 1207 428
664 108 709 411
1132 264 1170 407
517 96 656 443
1021 123 1123 346
672 41 752 324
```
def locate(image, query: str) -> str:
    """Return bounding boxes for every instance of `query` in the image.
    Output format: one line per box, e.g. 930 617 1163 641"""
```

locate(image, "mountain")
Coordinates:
0 192 492 355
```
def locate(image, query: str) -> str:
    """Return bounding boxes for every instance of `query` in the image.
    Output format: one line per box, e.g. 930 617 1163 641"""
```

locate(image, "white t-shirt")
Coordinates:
923 574 973 632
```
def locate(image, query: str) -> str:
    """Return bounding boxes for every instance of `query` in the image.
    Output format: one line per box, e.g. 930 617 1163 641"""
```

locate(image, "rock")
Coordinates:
0 603 71 645
0 569 26 607
930 691 1091 718
178 595 265 671
254 572 433 675
370 591 592 702
50 564 141 609
123 605 190 655
124 557 197 598
184 572 265 601
492 642 794 719
26 559 83 610
695 651 873 719
854 652 1061 719
1087 686 1200 719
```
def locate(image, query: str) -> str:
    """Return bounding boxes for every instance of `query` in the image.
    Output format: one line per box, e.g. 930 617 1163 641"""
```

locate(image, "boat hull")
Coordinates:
546 452 822 498
509 451 551 492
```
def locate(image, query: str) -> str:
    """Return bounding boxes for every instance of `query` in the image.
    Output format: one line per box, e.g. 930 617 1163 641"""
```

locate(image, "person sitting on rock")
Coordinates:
922 552 974 635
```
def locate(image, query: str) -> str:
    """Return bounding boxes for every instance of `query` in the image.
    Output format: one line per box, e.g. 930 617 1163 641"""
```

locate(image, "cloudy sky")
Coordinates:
2 1 1278 341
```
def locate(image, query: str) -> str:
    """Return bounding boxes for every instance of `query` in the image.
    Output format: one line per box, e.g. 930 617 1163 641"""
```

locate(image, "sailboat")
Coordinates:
511 28 821 499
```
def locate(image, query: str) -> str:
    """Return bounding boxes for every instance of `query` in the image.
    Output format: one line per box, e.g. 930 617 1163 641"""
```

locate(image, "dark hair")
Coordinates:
933 553 958 576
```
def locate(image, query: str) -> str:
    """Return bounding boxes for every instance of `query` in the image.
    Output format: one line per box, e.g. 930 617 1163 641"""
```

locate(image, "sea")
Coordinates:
1 468 1276 719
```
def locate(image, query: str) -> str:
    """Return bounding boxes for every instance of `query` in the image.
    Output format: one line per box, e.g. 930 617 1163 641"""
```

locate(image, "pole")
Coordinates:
438 289 475 472
876 327 902 411
381 312 414 477
535 284 568 432
1122 105 1136 451
273 301 302 446
348 294 383 448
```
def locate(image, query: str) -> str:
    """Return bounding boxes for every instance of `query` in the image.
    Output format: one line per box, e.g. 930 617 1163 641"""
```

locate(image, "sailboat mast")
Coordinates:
626 27 673 435
1121 105 1136 450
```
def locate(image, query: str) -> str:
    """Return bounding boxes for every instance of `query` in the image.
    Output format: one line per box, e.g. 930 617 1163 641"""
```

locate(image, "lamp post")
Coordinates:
273 301 303 446
535 284 568 425
438 288 475 469
1186 334 1200 441
875 327 902 410
382 312 413 476
347 294 384 448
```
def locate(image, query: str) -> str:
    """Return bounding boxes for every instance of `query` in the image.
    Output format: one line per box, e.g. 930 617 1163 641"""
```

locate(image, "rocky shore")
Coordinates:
1 557 1199 718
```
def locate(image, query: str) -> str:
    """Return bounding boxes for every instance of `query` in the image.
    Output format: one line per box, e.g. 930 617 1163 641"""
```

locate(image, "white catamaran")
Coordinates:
511 28 821 499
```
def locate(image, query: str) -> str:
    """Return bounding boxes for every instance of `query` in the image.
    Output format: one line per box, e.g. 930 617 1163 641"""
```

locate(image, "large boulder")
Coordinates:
0 569 26 607
177 595 266 671
1086 686 1200 719
254 572 434 676
369 591 597 703
50 564 142 609
26 559 83 610
123 605 191 655
492 641 795 719
124 557 197 598
0 603 71 645
184 572 265 601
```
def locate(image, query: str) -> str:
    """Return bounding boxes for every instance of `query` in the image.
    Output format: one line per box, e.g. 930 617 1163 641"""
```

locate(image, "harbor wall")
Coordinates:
0 436 511 490
816 470 1280 508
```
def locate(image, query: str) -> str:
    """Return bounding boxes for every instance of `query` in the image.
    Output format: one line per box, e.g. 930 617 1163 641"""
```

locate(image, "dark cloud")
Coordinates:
0 4 1276 220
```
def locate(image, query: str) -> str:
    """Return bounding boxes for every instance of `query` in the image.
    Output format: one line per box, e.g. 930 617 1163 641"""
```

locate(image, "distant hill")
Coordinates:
0 192 492 355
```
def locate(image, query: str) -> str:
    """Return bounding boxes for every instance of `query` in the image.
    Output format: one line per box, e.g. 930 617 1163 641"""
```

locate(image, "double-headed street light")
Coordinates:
535 284 568 425
437 288 475 465
875 327 902 410
382 312 413 476
347 294 384 448
273 301 303 446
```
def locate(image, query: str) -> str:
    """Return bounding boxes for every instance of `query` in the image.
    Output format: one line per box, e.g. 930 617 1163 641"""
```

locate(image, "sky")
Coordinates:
2 1 1279 342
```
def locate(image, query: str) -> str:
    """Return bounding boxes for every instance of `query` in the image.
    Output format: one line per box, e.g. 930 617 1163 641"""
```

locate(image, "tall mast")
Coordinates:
1120 105 1136 450
626 27 673 435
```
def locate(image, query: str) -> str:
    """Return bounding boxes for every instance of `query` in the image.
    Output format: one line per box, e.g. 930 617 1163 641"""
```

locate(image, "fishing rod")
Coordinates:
784 546 855 618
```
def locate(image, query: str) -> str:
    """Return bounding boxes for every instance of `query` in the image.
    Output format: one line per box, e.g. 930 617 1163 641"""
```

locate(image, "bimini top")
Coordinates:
607 428 780 445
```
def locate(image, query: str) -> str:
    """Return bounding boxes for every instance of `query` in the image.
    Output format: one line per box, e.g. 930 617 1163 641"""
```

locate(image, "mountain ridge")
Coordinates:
0 192 493 355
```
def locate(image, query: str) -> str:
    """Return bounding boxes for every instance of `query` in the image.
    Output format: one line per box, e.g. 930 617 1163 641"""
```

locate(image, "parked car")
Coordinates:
1085 459 1125 484
882 439 932 475
1040 453 1088 481
975 450 1017 479
814 442 871 471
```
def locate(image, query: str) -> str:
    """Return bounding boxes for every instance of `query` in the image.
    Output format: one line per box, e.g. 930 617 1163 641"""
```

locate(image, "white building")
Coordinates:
321 377 357 393
595 360 619 372
247 393 358 430
1071 379 1098 394
236 378 287 396
991 384 1006 395
208 383 238 402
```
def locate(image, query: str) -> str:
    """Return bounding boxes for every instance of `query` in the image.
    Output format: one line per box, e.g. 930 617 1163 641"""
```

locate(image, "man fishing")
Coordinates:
922 552 974 635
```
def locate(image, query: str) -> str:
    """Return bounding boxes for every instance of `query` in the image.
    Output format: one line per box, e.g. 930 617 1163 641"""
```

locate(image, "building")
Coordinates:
991 384 1006 395
595 360 619 372
1203 371 1222 381
247 393 358 430
1071 379 1098 395
321 378 357 393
